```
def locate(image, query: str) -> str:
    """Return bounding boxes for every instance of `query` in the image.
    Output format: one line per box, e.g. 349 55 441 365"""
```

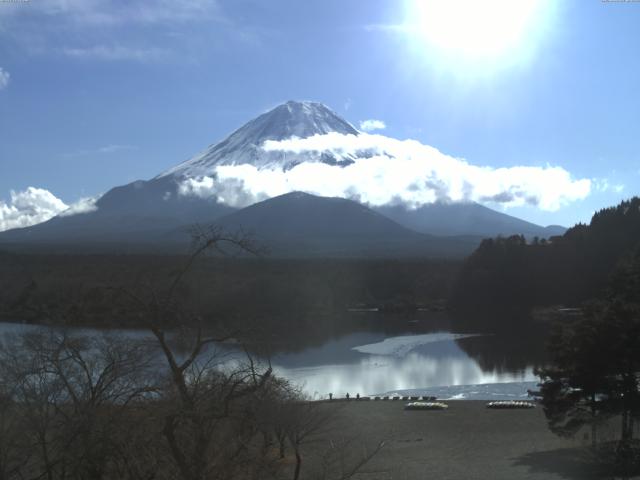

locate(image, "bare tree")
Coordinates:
105 227 279 480
0 328 160 480
0 226 384 480
286 400 334 480
0 371 29 480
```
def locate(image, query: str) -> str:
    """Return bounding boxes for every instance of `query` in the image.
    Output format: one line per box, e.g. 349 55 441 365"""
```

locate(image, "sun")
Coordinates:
408 0 548 66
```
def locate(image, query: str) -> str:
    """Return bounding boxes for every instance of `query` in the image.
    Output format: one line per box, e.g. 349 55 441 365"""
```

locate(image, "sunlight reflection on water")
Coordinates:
0 323 538 400
270 332 537 400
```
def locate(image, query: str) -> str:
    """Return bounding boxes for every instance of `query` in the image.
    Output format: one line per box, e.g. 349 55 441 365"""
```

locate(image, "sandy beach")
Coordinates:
300 400 623 480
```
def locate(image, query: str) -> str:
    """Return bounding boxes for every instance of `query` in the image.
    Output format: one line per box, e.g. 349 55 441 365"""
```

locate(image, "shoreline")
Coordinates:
311 379 541 402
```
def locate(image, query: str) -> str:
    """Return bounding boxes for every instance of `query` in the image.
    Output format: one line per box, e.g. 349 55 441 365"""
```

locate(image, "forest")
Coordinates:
450 197 640 315
0 251 459 350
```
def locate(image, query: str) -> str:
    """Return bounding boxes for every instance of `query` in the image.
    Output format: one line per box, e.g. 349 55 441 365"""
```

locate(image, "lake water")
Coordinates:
270 331 538 400
0 321 539 400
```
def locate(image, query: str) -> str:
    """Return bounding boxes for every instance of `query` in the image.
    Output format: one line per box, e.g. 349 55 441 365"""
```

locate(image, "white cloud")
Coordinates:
179 174 269 207
62 144 138 157
0 187 99 232
178 176 216 198
59 196 99 217
359 119 386 132
0 0 255 63
96 144 136 154
1 0 222 26
0 67 9 90
61 45 168 62
178 132 591 211
0 187 67 232
593 178 625 194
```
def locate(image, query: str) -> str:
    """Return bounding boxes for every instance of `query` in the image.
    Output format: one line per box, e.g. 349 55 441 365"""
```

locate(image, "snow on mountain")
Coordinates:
0 100 566 250
159 101 359 178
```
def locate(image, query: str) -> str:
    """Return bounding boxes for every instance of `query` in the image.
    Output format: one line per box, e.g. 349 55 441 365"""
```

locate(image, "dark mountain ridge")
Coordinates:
375 202 565 238
170 192 482 258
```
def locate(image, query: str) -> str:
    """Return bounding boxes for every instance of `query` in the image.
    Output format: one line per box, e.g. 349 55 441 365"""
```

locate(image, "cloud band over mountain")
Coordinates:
178 132 591 210
0 188 98 232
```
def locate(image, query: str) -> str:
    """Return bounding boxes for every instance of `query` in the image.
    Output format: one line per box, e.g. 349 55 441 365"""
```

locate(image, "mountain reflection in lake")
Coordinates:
0 319 541 401
269 331 537 400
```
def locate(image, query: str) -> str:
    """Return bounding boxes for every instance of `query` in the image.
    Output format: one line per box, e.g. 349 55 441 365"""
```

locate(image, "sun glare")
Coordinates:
409 0 548 67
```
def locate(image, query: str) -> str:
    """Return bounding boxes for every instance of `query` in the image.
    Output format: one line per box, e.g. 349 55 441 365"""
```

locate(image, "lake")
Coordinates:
270 330 538 400
0 318 541 401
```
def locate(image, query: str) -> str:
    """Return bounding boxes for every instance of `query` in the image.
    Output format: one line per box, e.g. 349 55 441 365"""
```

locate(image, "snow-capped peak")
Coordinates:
159 101 358 178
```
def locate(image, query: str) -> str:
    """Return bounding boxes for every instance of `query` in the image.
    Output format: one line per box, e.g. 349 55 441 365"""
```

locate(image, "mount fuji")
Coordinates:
0 101 565 256
161 100 359 177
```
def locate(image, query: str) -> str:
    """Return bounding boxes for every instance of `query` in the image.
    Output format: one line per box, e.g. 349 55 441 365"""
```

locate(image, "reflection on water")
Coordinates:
0 322 540 400
352 333 483 356
270 331 537 399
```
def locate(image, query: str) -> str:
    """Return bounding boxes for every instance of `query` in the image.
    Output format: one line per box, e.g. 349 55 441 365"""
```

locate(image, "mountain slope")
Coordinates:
375 202 566 238
0 101 360 250
185 192 481 258
160 100 359 177
0 100 564 254
0 174 234 249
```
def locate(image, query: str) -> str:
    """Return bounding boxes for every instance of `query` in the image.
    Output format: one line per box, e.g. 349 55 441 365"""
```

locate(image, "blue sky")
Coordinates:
0 0 639 229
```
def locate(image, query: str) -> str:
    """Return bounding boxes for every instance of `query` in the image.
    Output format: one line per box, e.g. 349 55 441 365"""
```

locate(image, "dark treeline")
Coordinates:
451 197 640 315
0 254 459 350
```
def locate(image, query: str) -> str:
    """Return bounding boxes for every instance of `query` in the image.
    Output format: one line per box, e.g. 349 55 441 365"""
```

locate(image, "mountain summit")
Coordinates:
0 100 565 254
160 101 358 177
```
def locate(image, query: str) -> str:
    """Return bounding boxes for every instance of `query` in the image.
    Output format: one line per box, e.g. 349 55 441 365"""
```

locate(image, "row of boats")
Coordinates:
405 400 537 410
